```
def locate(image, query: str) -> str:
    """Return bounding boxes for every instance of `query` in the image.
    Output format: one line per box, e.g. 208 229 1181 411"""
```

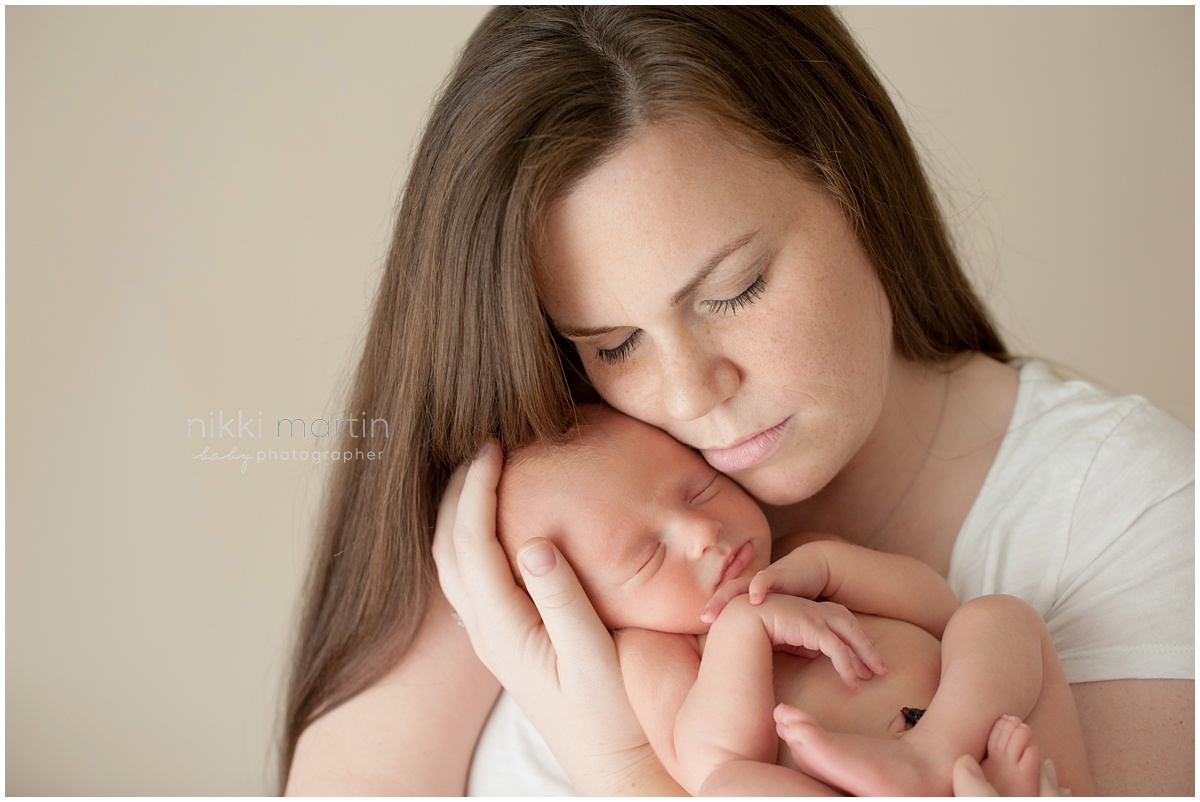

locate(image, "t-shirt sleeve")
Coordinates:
1047 403 1194 683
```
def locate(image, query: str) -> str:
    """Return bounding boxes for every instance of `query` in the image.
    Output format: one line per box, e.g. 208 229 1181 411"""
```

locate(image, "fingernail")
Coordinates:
1042 759 1058 790
961 754 984 778
774 704 799 724
519 540 556 576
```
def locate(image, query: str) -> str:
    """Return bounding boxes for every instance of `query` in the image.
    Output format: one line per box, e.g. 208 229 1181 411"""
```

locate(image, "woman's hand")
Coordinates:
432 440 682 796
952 716 1068 797
952 754 1065 796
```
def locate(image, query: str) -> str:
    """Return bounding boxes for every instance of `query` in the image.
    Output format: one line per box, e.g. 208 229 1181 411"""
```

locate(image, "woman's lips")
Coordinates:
701 418 790 473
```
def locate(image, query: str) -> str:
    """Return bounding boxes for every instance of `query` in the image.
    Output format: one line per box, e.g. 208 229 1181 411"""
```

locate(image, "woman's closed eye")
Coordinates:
595 328 643 365
704 274 766 316
592 275 767 365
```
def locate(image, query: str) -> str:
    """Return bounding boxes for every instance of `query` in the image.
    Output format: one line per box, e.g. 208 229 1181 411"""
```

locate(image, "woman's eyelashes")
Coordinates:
595 329 643 365
704 274 766 316
591 274 767 365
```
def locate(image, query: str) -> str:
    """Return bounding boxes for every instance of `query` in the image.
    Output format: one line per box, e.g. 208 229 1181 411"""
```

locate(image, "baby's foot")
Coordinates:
979 715 1041 796
774 704 950 796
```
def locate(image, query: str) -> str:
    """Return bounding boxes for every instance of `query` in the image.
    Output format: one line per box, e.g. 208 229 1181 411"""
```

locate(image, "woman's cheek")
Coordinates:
589 365 653 420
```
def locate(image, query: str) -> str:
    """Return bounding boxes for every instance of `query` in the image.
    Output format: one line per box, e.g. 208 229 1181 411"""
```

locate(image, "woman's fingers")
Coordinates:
1039 760 1066 796
952 754 999 796
436 438 536 656
438 441 617 680
517 538 619 677
432 459 471 619
451 440 523 609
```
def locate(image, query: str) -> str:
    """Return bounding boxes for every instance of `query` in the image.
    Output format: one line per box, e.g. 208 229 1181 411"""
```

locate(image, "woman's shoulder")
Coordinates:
1002 359 1192 486
950 359 1193 609
951 360 1194 683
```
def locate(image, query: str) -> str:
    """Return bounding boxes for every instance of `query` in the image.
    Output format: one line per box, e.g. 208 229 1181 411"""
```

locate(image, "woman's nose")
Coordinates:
658 338 740 422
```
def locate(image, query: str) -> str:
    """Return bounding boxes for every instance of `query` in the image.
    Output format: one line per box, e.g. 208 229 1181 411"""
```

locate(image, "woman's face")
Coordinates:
536 120 897 506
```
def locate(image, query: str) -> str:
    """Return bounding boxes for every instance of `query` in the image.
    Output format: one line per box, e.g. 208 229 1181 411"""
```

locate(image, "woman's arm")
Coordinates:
285 587 500 795
1071 678 1194 795
433 441 684 795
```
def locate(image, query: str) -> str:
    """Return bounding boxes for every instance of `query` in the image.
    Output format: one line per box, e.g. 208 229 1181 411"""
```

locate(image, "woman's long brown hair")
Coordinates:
280 7 1006 788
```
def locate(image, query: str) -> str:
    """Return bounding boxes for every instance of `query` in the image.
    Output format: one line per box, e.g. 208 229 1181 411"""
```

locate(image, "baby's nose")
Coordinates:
684 516 722 560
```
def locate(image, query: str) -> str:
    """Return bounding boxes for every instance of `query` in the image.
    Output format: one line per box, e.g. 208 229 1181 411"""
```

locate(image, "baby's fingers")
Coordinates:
823 603 888 678
747 561 827 604
701 576 752 623
817 632 869 689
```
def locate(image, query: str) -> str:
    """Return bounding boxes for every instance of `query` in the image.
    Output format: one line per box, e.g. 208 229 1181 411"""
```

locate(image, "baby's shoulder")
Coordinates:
771 530 851 561
613 627 701 664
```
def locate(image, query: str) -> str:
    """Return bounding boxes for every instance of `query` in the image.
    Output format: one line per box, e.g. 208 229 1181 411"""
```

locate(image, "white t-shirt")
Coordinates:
467 360 1195 795
948 360 1193 683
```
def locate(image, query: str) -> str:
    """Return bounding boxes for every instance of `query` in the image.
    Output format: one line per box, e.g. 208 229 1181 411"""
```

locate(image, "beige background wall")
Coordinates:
7 6 1192 795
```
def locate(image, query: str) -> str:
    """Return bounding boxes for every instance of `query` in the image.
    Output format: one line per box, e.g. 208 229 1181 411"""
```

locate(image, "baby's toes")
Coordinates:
982 716 1041 797
774 704 824 747
987 714 1030 759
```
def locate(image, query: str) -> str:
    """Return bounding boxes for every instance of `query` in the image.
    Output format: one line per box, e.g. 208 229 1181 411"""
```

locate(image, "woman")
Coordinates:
282 7 1193 795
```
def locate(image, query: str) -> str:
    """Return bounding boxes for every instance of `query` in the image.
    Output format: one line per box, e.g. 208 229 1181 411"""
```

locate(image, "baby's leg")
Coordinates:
936 596 1090 795
778 595 1084 796
698 759 839 797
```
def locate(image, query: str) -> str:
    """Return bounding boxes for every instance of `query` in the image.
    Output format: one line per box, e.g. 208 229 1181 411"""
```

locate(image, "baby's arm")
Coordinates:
616 595 885 794
675 597 779 791
613 627 703 785
615 604 776 794
707 534 958 638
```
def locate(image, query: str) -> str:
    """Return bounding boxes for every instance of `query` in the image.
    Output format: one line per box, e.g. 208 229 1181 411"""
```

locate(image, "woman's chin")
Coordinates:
733 464 834 508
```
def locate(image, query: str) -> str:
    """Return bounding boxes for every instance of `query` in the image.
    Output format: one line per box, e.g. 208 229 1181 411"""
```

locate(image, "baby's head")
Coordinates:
497 405 772 634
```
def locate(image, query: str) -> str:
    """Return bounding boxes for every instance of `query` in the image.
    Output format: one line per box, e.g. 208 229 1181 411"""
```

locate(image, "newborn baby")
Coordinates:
496 405 1090 795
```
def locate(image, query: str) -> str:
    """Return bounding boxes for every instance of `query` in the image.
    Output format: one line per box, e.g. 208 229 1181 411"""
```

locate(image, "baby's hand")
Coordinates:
701 576 753 623
737 594 887 688
702 544 831 623
745 545 832 605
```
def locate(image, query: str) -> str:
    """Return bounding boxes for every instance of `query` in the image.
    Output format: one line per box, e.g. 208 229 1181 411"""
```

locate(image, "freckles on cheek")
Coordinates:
588 370 646 417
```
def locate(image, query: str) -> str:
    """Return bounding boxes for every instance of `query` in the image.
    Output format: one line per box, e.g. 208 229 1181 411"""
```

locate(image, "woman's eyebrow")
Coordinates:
669 228 760 307
552 319 617 339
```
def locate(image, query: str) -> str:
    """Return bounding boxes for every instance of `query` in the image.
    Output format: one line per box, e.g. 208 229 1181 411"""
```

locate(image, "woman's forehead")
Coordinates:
534 121 782 278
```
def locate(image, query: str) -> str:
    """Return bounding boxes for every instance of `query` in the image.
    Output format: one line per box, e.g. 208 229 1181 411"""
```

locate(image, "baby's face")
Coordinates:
500 410 772 634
